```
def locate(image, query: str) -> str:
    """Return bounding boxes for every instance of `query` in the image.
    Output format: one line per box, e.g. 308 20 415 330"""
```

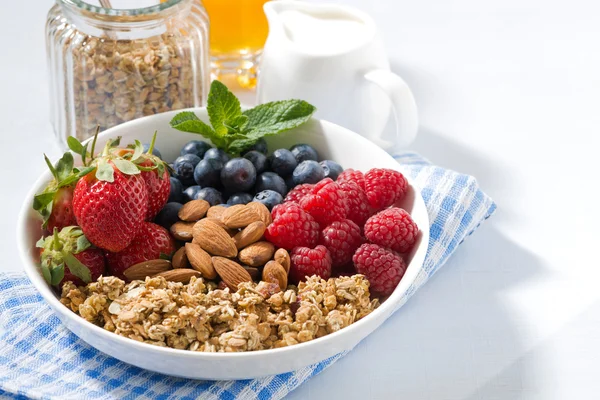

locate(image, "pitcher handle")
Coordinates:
364 69 419 148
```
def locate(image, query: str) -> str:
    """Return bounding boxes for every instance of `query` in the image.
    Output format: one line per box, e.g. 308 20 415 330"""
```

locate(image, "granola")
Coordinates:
61 274 379 352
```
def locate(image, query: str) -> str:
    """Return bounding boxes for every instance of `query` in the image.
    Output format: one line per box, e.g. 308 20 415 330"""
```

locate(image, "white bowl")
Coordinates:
17 109 429 380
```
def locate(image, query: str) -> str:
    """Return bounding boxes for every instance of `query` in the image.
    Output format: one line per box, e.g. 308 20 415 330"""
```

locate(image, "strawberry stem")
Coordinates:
44 154 59 181
90 125 100 160
147 131 158 155
51 228 62 251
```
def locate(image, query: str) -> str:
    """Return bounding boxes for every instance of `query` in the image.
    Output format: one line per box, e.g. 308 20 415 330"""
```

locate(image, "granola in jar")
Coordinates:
46 0 209 144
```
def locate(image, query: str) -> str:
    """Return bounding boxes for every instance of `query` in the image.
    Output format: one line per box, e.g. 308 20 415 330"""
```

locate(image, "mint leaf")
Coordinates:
170 81 316 155
113 159 140 176
96 161 114 182
63 252 92 283
243 99 316 135
227 100 316 153
207 80 243 136
170 112 225 148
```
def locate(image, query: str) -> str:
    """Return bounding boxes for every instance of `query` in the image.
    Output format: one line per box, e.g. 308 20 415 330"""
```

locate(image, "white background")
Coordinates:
1 0 599 399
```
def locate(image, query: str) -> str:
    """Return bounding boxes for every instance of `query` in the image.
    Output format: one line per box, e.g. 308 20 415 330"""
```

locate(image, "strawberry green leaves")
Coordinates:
37 226 94 285
170 80 316 154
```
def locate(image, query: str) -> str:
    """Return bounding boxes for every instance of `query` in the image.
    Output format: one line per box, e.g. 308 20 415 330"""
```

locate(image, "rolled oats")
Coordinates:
61 274 379 352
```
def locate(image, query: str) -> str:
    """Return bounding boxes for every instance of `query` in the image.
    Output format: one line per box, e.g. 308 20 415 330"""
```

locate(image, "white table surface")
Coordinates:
2 0 598 399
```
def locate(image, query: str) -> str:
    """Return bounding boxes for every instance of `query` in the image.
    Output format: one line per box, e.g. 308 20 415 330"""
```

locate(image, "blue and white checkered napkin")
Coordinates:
0 152 495 400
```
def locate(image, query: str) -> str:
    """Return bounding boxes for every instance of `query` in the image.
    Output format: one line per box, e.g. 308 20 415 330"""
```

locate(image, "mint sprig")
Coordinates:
170 80 316 154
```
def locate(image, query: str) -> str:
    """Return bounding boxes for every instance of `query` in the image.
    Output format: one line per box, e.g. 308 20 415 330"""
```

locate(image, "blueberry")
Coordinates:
142 143 162 159
290 143 318 163
255 172 287 196
293 160 325 185
253 190 283 210
220 158 257 192
173 154 201 186
196 187 223 206
168 163 174 176
168 177 184 203
154 202 182 229
248 138 268 155
183 185 202 203
285 175 296 191
320 160 343 181
217 203 232 208
268 149 297 176
227 192 253 206
204 148 230 164
243 150 268 174
194 158 223 187
181 140 212 158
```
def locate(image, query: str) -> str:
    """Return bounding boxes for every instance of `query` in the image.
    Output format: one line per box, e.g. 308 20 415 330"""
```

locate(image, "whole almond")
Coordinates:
233 221 266 249
212 257 252 291
172 247 189 269
123 259 171 281
246 202 272 226
178 199 210 221
221 205 260 229
192 218 238 257
274 248 291 274
153 269 201 283
238 241 275 267
185 242 217 279
207 205 227 220
203 217 237 236
170 221 195 241
262 261 288 291
243 265 260 281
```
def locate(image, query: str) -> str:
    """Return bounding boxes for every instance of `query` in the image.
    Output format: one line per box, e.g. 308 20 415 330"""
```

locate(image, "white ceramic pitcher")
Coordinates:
257 0 418 150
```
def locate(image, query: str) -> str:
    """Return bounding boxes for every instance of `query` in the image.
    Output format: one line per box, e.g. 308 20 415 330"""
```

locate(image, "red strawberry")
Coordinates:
33 153 79 232
38 226 106 287
106 222 176 280
139 158 170 220
46 187 76 232
112 140 170 220
73 137 150 252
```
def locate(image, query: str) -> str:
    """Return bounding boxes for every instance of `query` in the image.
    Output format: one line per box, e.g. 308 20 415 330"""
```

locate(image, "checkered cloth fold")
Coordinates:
0 153 495 400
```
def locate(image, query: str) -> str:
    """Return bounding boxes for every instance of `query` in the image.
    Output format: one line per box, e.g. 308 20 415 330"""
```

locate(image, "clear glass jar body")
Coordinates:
46 0 210 145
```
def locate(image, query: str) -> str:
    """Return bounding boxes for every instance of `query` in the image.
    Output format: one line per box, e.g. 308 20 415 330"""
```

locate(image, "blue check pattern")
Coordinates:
0 152 495 400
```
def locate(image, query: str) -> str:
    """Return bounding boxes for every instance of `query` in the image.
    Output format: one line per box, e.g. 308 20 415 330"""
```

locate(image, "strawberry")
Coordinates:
33 153 80 232
37 226 106 287
106 222 176 280
112 135 170 220
73 137 149 252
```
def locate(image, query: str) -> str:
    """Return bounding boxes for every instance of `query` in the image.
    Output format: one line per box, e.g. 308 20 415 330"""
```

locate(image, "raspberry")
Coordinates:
265 203 320 250
337 169 365 190
320 219 363 268
284 183 314 204
364 168 408 210
299 178 348 227
353 243 406 296
289 245 332 283
338 180 372 226
364 207 418 253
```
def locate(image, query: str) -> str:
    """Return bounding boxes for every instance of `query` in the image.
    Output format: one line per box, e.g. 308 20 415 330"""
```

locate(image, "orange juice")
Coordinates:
203 0 270 55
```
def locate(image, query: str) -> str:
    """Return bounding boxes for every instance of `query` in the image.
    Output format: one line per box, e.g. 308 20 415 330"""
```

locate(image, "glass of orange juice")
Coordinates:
202 0 271 89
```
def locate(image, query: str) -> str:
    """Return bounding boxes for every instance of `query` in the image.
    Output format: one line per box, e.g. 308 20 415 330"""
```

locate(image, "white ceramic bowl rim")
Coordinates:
17 109 429 364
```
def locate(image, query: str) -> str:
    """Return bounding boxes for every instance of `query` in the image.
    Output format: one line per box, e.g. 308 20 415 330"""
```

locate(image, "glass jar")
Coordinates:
46 0 210 146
